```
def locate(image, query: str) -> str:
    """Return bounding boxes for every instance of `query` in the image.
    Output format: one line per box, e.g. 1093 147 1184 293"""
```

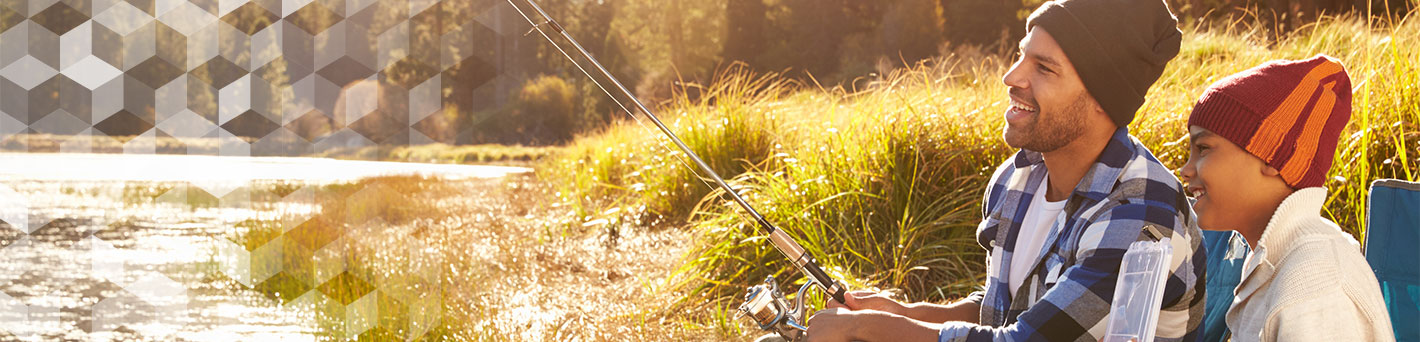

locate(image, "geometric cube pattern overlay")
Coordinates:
0 0 520 154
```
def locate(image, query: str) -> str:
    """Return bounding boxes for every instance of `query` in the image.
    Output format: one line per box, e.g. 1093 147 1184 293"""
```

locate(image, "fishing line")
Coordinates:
503 1 847 324
504 0 722 197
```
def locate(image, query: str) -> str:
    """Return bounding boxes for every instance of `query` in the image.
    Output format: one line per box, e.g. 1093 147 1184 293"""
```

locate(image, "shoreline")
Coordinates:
1 133 555 168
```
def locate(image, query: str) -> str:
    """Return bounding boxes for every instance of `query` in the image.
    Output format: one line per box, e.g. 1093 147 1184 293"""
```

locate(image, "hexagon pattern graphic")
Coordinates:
1 0 516 150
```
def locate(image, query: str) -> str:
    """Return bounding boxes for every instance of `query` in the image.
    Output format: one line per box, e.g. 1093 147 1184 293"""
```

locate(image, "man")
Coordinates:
1179 55 1393 341
803 0 1206 341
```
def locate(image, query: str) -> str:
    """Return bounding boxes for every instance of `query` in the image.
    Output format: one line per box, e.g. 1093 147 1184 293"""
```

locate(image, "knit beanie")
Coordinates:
1026 0 1182 128
1187 55 1352 189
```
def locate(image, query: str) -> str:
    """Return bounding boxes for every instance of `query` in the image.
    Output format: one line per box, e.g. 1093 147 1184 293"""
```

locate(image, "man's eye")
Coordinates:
1038 64 1054 74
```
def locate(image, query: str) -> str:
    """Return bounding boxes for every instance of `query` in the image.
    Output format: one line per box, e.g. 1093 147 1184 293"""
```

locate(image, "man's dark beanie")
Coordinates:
1026 0 1182 128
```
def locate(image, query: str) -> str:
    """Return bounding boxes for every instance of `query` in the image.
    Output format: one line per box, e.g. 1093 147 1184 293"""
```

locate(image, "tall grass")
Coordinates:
227 176 465 340
543 11 1419 338
540 69 790 228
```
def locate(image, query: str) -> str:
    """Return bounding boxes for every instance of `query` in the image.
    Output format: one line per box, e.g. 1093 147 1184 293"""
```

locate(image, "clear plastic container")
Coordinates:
1103 238 1173 342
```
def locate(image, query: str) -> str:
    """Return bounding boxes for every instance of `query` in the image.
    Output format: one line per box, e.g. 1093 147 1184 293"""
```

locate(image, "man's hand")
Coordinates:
826 290 904 314
828 290 980 324
804 307 860 342
804 307 943 342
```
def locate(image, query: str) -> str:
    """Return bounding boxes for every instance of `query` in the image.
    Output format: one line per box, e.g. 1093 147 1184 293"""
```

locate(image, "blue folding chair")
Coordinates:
1199 229 1250 342
1366 179 1420 342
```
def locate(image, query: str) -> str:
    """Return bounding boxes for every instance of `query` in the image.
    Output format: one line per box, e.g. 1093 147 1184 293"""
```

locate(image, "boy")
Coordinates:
1179 55 1394 341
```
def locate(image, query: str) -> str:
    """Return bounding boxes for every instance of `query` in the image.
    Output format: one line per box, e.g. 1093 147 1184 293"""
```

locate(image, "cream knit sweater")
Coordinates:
1224 187 1394 341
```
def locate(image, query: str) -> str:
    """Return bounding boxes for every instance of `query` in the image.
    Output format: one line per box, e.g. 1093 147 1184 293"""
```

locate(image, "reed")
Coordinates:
542 11 1420 337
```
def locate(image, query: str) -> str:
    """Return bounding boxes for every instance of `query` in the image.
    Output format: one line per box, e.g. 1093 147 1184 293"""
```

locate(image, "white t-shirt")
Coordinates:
1008 178 1068 295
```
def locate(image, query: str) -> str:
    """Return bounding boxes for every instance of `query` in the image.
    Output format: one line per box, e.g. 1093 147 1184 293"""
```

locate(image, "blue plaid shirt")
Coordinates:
940 129 1206 341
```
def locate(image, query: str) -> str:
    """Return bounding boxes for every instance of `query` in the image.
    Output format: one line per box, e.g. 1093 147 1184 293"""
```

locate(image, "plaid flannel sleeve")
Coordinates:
939 199 1199 342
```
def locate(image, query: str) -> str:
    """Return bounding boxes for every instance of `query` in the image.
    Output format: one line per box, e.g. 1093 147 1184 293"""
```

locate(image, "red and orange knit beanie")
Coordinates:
1187 55 1352 189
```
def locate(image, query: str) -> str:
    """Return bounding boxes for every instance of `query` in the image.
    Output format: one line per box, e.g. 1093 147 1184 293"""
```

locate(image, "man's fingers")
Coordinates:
830 290 894 311
828 292 862 310
808 307 841 322
806 307 842 330
847 290 878 300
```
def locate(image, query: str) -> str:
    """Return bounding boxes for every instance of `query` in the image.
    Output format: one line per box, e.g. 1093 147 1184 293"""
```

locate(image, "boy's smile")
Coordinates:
1179 126 1293 244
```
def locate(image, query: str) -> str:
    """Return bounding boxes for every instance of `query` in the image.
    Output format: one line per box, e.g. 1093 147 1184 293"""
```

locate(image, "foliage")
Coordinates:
543 11 1420 338
509 75 581 144
355 0 1418 146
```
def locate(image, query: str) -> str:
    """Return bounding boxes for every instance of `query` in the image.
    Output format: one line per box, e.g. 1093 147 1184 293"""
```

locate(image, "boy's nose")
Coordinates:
1177 159 1196 182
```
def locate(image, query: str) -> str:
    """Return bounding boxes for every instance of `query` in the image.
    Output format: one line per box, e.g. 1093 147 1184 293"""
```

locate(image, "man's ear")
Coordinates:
1087 96 1116 130
1090 96 1108 117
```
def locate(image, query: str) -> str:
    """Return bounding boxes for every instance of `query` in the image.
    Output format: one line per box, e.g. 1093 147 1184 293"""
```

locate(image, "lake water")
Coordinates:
0 153 530 341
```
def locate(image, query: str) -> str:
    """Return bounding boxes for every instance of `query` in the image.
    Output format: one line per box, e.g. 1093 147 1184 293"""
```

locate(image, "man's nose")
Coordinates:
1002 61 1027 89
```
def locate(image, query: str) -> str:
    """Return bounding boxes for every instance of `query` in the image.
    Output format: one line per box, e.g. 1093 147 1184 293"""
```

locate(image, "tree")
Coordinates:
724 0 768 67
881 0 945 67
940 0 1024 51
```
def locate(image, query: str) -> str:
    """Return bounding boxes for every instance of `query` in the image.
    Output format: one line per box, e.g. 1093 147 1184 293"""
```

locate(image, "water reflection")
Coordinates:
0 153 531 183
0 154 529 340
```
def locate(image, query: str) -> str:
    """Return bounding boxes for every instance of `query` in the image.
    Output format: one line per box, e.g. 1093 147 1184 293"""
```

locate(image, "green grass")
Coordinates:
542 12 1420 337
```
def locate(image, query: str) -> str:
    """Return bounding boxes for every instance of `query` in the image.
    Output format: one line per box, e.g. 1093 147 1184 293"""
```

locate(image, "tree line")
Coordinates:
469 0 1414 145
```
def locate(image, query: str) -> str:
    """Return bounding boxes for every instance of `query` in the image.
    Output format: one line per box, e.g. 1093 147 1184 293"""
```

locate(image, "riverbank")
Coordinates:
222 174 723 340
309 144 556 166
1 134 556 167
0 155 715 340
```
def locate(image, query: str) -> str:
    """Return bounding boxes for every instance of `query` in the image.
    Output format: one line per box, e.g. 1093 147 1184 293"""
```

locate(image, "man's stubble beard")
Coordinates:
1004 91 1093 153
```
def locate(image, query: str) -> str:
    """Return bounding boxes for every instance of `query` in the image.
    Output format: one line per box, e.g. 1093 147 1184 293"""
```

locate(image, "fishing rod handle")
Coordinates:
805 261 847 304
760 218 846 304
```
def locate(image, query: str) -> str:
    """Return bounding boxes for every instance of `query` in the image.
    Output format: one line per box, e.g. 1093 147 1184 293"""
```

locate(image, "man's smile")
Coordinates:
1006 96 1039 123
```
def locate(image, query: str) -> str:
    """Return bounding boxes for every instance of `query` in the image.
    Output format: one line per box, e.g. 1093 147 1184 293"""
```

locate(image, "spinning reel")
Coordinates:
737 275 820 341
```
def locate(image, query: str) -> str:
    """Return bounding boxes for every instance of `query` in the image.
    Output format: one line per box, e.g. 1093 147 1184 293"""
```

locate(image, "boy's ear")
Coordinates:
1262 163 1282 177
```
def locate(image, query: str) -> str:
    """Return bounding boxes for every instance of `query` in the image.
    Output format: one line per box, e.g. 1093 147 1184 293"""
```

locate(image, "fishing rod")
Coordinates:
505 0 845 337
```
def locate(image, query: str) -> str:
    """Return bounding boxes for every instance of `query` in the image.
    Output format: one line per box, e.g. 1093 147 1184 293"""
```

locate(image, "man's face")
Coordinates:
1000 28 1100 152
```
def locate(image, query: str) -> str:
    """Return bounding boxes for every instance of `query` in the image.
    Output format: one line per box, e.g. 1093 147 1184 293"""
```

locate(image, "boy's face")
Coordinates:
1179 126 1287 231
1000 28 1102 152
